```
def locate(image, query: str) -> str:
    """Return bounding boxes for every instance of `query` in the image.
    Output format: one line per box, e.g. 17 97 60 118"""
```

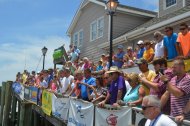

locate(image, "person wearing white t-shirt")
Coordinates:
154 31 165 58
60 68 74 94
142 95 177 126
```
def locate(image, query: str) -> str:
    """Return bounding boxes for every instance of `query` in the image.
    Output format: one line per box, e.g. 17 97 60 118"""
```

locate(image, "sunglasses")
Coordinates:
145 43 150 45
180 27 186 31
164 30 170 32
103 77 109 79
154 35 159 38
142 106 154 110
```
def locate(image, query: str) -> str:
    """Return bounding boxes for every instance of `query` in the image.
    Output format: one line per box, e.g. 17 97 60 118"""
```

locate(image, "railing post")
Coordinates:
2 81 13 126
23 104 33 126
19 103 25 126
11 94 17 126
17 101 21 126
0 82 6 125
131 109 136 125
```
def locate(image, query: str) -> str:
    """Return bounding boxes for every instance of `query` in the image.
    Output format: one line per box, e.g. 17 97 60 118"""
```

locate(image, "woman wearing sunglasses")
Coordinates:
118 73 145 108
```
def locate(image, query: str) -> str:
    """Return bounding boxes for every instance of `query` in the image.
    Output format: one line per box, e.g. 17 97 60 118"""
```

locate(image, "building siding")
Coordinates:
159 0 184 17
71 3 109 62
112 12 152 39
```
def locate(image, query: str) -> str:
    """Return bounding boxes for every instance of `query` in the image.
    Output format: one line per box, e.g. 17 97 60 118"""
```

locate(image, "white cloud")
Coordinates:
0 35 70 84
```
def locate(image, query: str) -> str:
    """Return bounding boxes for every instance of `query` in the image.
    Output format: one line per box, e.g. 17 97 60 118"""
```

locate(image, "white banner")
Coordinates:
67 98 94 126
135 111 145 126
52 94 70 121
95 106 132 126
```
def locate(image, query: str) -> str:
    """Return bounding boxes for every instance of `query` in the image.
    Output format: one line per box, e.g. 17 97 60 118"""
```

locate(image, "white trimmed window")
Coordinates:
90 17 104 41
73 29 83 47
166 0 176 8
91 21 97 41
79 30 83 47
97 17 104 38
73 33 78 46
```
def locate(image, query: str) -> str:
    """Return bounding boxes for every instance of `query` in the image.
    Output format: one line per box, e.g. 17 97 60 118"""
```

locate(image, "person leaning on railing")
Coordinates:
98 66 126 108
68 70 83 98
175 99 190 122
84 76 107 104
118 73 145 108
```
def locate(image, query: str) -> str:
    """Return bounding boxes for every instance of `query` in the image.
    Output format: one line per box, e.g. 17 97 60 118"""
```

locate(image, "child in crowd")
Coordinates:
85 76 107 104
96 61 103 71
68 70 83 98
49 75 59 92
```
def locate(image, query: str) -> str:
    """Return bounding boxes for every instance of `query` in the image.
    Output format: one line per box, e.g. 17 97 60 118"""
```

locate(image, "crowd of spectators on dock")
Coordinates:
15 23 190 124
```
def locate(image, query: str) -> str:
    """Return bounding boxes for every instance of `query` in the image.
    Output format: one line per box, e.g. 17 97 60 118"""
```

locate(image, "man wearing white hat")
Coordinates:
137 40 145 59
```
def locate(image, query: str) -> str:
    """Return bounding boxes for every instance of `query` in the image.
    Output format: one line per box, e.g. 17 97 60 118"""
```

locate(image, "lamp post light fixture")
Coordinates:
41 46 48 70
105 0 119 69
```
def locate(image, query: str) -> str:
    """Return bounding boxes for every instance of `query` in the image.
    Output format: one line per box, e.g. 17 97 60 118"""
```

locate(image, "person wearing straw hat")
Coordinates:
98 66 126 107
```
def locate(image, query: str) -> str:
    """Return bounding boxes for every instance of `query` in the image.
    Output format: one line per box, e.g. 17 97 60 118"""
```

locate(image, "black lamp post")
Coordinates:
41 46 48 70
106 0 119 69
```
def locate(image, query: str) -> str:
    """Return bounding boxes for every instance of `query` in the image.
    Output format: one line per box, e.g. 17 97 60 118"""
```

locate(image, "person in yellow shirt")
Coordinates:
22 70 28 84
143 40 155 63
136 58 156 95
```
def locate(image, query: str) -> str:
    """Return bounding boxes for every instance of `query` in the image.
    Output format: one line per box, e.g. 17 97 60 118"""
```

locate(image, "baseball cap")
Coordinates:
117 45 124 49
137 40 144 45
127 46 132 50
136 58 148 65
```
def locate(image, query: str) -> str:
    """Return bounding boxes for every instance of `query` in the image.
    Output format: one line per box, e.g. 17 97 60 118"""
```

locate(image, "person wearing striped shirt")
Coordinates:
160 59 190 120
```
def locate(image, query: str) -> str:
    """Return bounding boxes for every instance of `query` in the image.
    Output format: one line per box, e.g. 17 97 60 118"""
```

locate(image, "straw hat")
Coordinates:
106 66 121 74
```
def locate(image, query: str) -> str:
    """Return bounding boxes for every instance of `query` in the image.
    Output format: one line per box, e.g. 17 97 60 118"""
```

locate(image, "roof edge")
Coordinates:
67 0 157 36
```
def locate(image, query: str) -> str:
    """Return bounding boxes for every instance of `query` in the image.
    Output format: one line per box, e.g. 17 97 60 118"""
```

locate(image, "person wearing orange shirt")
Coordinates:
143 40 155 63
177 23 190 57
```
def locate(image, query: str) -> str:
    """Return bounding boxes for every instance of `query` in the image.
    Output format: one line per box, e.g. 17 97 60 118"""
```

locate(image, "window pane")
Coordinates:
79 31 83 46
166 0 176 7
74 33 78 46
91 22 97 41
98 18 104 37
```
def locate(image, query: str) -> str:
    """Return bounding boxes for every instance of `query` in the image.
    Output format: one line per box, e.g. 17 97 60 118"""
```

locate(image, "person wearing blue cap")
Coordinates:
113 45 125 68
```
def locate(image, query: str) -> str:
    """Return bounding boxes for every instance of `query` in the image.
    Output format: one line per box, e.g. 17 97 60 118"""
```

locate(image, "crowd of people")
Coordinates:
15 23 190 125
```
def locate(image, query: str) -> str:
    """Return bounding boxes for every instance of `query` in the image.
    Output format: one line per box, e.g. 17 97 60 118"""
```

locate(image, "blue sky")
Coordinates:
0 0 158 83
